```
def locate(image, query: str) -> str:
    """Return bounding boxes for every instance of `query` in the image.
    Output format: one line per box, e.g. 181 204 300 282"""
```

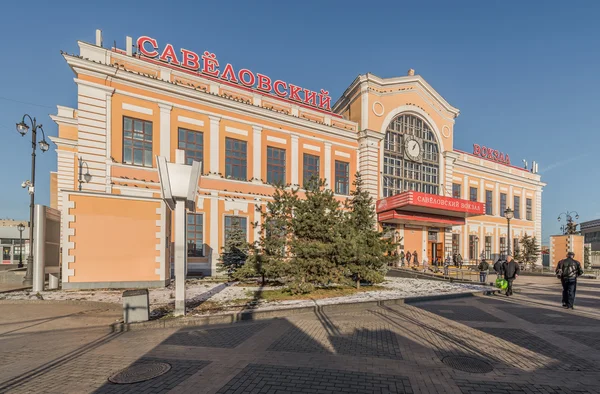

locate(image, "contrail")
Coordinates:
539 154 590 174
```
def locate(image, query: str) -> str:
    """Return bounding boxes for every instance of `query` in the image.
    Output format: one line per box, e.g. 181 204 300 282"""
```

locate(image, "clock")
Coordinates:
404 135 423 162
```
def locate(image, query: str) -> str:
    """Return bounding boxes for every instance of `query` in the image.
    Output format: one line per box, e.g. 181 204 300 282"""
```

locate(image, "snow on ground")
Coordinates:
0 277 488 317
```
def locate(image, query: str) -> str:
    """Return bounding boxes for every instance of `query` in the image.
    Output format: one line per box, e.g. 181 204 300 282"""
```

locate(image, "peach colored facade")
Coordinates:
50 33 544 288
550 235 585 269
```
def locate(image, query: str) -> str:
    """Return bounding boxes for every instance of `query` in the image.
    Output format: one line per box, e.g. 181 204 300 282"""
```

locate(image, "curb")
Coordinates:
0 286 31 294
110 289 499 332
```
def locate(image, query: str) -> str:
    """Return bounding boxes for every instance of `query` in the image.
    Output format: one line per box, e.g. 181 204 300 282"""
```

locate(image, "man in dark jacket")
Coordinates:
555 252 584 309
493 259 504 279
502 255 520 296
478 259 489 283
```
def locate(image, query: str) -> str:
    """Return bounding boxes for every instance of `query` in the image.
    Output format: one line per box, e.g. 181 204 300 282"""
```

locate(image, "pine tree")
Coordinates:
288 177 345 293
250 185 297 284
342 173 395 289
519 234 541 269
584 245 591 270
218 224 249 279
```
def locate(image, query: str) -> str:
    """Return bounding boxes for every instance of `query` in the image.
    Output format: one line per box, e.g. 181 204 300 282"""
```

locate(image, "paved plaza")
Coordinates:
1 276 599 393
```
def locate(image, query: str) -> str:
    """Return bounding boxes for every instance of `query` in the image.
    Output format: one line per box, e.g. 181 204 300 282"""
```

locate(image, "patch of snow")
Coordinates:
0 277 488 318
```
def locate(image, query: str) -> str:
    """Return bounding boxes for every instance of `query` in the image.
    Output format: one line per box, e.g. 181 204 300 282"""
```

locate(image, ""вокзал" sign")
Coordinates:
473 144 511 165
136 36 332 112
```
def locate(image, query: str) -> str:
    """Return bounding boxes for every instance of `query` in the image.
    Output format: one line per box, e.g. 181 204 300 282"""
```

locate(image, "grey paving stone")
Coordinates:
477 327 599 371
161 322 268 348
454 379 597 394
414 304 504 322
496 306 600 326
216 364 412 394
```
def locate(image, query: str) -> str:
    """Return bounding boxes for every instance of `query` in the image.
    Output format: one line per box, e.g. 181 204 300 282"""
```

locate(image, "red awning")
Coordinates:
376 191 485 225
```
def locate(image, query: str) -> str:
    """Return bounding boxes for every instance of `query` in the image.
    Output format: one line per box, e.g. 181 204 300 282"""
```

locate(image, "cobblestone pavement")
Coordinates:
1 277 599 393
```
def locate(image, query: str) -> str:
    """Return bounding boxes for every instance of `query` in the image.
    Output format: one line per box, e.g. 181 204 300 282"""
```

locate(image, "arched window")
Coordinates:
383 113 439 197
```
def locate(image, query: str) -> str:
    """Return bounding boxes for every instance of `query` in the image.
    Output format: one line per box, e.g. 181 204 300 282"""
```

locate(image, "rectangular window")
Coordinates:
526 198 533 221
485 190 493 215
468 235 477 260
335 161 350 195
485 236 492 259
470 187 478 202
186 213 204 257
178 128 203 166
500 193 507 217
452 183 461 199
225 138 247 180
452 234 460 256
514 196 521 219
266 146 286 185
224 216 248 242
303 153 320 188
499 237 507 257
123 116 153 167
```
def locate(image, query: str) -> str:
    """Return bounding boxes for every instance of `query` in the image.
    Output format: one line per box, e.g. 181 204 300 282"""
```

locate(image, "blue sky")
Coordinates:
1 0 598 244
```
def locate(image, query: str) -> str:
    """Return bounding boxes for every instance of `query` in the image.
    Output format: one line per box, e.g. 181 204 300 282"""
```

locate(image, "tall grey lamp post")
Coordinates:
504 207 514 256
16 114 50 286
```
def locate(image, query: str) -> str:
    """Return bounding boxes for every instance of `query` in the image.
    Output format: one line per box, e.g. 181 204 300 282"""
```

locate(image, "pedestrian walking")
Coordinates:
413 250 419 267
444 256 451 276
452 253 458 267
422 257 428 272
457 253 463 269
400 250 405 267
555 252 584 309
493 258 504 279
502 255 520 296
478 259 489 283
406 251 412 266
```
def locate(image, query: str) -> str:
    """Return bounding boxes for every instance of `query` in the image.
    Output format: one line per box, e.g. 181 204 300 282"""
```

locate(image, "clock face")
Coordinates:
405 138 422 160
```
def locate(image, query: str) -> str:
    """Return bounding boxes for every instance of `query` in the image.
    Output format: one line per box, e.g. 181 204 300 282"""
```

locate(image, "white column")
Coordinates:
210 192 219 275
159 103 172 161
105 92 114 193
252 126 262 182
463 175 469 201
479 179 484 203
360 84 369 131
324 142 332 189
494 182 500 217
291 135 299 186
209 116 221 175
535 187 543 265
174 200 186 316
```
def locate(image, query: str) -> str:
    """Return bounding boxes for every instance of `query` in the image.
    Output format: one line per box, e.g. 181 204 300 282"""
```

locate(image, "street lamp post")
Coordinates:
16 114 50 286
557 210 580 235
17 223 25 268
78 156 92 191
504 207 514 255
474 236 479 263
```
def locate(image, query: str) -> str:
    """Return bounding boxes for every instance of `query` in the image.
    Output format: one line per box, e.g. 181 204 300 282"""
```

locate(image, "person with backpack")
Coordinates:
555 252 584 309
478 259 490 283
502 255 520 296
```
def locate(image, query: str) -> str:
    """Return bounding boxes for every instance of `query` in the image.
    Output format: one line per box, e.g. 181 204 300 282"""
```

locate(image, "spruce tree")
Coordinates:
289 177 345 293
342 173 395 289
519 234 541 268
218 224 249 279
250 185 297 284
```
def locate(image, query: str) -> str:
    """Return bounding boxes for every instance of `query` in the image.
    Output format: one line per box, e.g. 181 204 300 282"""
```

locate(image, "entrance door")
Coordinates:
429 242 444 265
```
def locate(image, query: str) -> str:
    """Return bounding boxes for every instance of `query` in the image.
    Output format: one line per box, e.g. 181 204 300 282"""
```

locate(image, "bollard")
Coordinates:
122 289 150 324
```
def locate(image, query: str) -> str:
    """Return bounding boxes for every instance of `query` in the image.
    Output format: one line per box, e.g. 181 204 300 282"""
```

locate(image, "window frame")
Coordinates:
485 236 492 259
266 146 286 185
485 190 493 215
452 234 460 256
468 235 477 260
123 116 153 167
452 183 461 199
334 160 350 195
500 193 507 217
514 196 521 219
225 137 248 181
499 237 507 258
178 128 204 166
186 213 204 258
526 198 533 221
302 153 320 188
469 187 478 202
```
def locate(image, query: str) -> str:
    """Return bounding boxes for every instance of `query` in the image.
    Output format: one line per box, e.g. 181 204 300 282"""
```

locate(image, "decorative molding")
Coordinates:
225 126 249 137
335 151 351 158
372 101 384 117
266 135 287 145
303 144 321 152
122 102 153 115
177 115 205 127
